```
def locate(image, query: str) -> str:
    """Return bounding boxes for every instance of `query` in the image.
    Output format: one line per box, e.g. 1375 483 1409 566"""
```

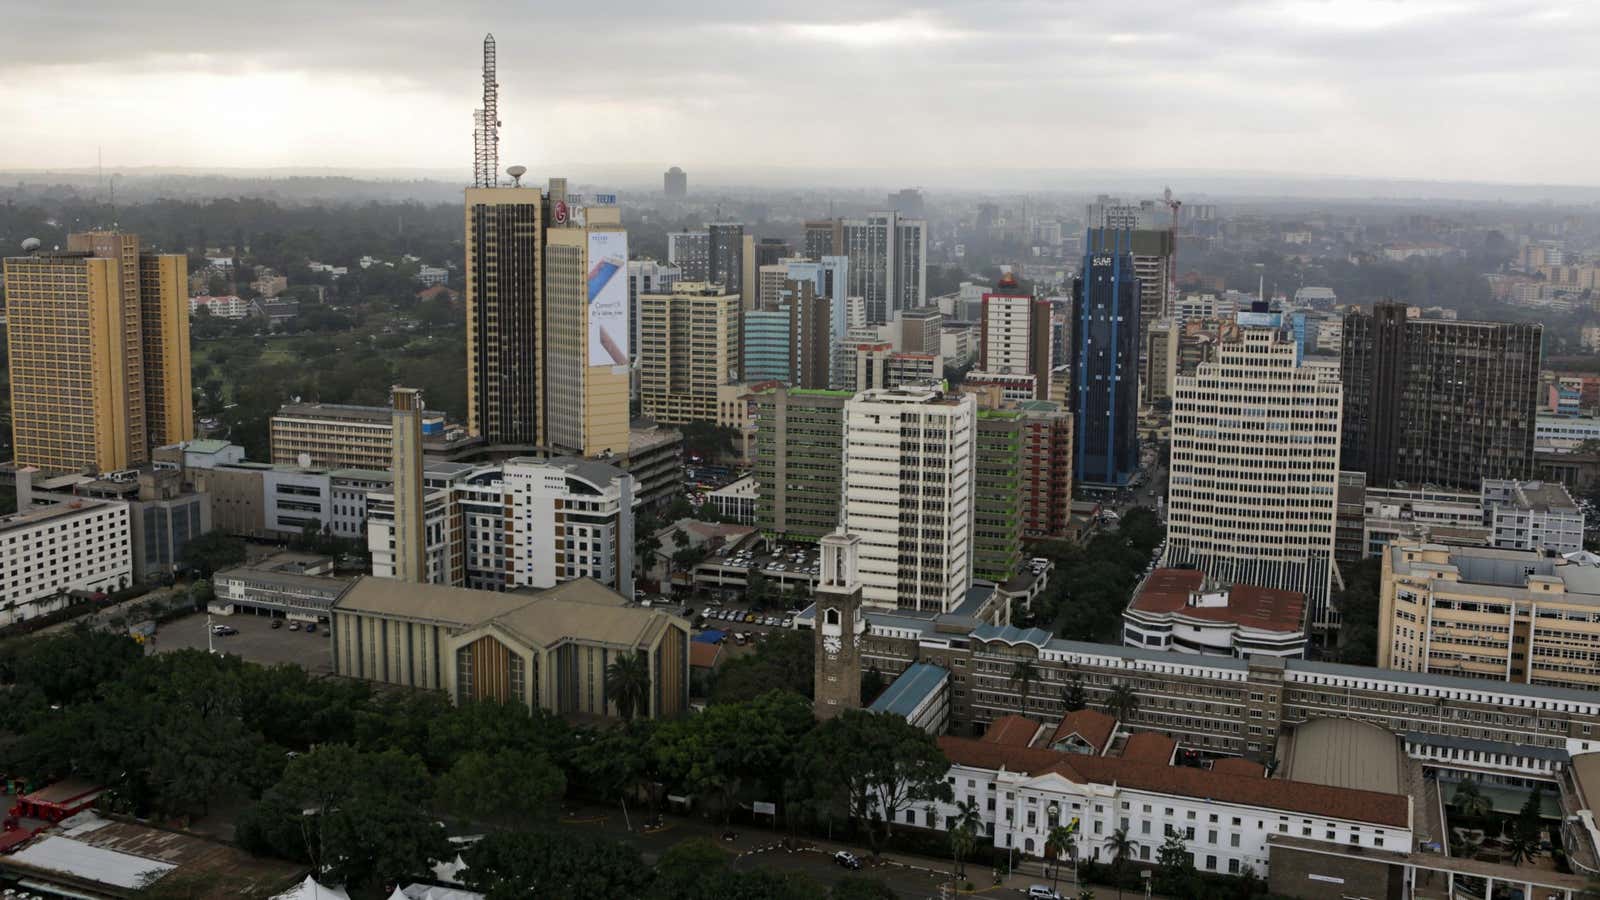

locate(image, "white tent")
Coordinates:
271 875 352 900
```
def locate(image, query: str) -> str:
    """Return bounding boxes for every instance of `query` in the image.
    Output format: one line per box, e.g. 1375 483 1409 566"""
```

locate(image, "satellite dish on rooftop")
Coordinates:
507 165 527 187
21 237 41 252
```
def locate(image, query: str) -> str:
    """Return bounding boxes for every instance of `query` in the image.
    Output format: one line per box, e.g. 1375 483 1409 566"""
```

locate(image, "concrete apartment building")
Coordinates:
752 387 850 542
1143 318 1177 405
843 387 975 613
1016 400 1074 542
1349 479 1582 560
270 401 450 470
973 280 1052 401
638 282 740 425
1378 542 1600 691
331 577 688 720
0 499 133 627
502 457 635 599
3 233 191 473
16 466 210 584
1341 302 1542 489
626 259 680 370
1165 327 1344 632
973 410 1024 584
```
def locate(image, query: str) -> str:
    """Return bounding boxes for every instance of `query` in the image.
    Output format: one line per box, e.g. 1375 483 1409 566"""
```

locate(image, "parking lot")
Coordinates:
149 611 335 673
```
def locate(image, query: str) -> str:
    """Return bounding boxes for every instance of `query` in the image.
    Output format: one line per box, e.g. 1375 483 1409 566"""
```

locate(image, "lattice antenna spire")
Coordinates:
472 34 500 187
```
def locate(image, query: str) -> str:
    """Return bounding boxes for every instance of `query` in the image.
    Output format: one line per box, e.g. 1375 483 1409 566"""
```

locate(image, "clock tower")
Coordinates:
813 531 865 719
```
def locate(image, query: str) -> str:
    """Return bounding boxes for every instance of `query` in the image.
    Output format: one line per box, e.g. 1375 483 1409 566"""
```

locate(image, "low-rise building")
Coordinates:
1482 479 1584 554
708 475 756 524
270 401 455 471
620 420 684 511
213 552 356 621
331 576 689 719
1123 569 1308 658
0 499 133 626
923 716 1412 880
1378 541 1600 691
503 457 635 598
188 294 250 319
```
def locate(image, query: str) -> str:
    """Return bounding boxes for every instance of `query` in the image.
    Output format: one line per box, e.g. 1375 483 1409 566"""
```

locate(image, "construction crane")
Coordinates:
1163 186 1182 308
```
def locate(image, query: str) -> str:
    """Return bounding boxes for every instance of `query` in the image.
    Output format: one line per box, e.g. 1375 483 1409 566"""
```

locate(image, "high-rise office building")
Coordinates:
465 179 628 456
465 184 544 446
976 275 1052 400
1016 400 1074 541
843 386 975 612
754 238 792 269
1143 318 1177 406
1071 229 1141 487
1130 229 1176 345
667 231 710 281
840 212 927 324
3 232 191 473
804 220 842 260
743 308 791 383
543 191 629 457
390 387 428 584
1165 327 1343 631
1340 302 1542 490
627 259 681 370
663 166 687 199
973 409 1023 583
887 188 926 219
504 456 635 598
753 386 850 542
707 223 745 296
638 283 740 425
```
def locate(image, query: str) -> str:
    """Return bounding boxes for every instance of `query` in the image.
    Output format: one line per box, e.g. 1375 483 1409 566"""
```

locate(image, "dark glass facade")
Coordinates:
1072 229 1141 486
1340 301 1542 489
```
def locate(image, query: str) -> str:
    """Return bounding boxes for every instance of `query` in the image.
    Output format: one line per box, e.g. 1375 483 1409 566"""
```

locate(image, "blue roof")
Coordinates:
869 662 948 718
971 623 1054 648
693 629 725 644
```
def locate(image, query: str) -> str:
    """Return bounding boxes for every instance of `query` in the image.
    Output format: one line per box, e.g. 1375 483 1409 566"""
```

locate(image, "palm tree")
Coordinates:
948 799 981 882
1452 778 1492 820
1105 682 1140 722
1045 824 1078 894
605 651 652 721
1103 827 1138 900
1010 659 1039 712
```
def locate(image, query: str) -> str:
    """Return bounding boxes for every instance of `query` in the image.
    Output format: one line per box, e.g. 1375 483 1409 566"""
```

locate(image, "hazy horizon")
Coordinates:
6 1 1600 189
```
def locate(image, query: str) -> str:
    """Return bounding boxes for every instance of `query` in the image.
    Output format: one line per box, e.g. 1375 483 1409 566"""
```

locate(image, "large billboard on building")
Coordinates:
587 230 629 366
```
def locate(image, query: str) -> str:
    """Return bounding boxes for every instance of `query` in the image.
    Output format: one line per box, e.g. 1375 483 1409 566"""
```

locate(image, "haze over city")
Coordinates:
6 0 1600 187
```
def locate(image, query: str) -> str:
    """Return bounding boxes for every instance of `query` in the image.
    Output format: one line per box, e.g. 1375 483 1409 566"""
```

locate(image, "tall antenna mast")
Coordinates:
472 34 500 188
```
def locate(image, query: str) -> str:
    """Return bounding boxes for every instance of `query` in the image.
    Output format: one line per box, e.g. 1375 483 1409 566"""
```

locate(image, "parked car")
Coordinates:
289 622 301 631
305 623 317 633
833 850 861 870
1027 887 1063 900
270 620 282 630
211 624 237 636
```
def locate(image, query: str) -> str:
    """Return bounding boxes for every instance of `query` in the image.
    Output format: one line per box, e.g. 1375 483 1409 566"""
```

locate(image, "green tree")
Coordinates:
1010 659 1039 712
236 745 447 892
1104 682 1140 722
1451 778 1492 819
606 651 652 721
1509 785 1545 866
1102 827 1138 898
654 838 731 899
437 748 565 827
1063 673 1087 712
463 830 652 900
1153 831 1196 896
1045 823 1079 894
830 877 899 900
710 629 814 704
800 709 952 858
948 798 982 881
182 530 246 577
570 721 654 830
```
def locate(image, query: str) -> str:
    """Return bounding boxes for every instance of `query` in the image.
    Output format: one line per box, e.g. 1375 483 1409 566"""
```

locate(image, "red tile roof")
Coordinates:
1212 758 1267 778
983 715 1043 747
1120 732 1177 764
689 642 722 669
1128 569 1306 634
939 736 1408 829
1046 709 1116 753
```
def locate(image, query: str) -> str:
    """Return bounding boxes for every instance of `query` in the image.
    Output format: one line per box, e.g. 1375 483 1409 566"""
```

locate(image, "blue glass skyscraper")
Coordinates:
1072 228 1141 487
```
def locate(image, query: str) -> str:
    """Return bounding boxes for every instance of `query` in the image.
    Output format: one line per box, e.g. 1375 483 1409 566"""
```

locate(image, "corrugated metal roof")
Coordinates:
869 663 948 718
5 835 176 889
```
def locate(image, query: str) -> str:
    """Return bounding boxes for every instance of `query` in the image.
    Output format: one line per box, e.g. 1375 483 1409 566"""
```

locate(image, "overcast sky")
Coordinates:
4 0 1599 186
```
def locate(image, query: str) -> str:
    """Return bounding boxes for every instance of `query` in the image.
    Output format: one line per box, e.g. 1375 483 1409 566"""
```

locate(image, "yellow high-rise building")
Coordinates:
637 282 740 425
3 232 191 473
544 202 629 457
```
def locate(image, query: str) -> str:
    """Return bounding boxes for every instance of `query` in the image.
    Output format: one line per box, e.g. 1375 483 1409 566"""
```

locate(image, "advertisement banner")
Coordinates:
587 230 629 366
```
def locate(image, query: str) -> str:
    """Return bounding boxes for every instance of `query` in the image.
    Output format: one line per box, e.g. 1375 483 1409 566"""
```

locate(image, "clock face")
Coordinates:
823 635 842 658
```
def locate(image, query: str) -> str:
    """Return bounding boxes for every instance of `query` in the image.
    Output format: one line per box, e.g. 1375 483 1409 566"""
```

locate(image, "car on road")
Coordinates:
781 616 794 629
306 623 317 633
270 619 282 630
833 850 861 870
210 624 237 636
1027 887 1063 900
289 622 301 631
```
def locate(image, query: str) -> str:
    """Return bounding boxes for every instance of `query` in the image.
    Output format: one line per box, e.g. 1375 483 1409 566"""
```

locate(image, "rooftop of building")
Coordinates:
1047 708 1117 753
868 662 948 718
1127 569 1307 635
274 401 448 424
506 454 628 487
335 577 677 651
1389 542 1600 602
1276 718 1403 796
176 438 237 455
1503 479 1579 514
0 498 117 533
709 474 757 498
941 732 1410 828
982 714 1046 747
627 421 684 454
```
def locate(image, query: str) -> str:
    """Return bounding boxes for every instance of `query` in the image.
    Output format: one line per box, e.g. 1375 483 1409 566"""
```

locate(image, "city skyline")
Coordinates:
5 2 1600 186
